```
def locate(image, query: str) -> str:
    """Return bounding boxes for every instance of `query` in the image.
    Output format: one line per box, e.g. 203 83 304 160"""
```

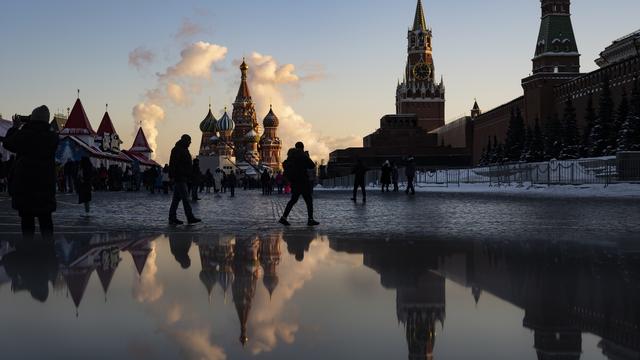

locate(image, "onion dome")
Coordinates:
244 129 259 143
263 106 279 127
216 110 235 134
199 108 218 133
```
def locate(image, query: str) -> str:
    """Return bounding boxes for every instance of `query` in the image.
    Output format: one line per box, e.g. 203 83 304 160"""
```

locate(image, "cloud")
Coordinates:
242 52 336 162
166 328 227 360
167 82 188 106
175 18 206 40
163 42 227 80
131 41 228 161
132 241 164 303
129 47 156 70
248 233 330 355
132 103 165 160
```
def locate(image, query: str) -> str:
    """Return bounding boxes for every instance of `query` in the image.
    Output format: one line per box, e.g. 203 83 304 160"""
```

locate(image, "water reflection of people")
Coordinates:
0 237 58 302
169 234 192 269
283 231 316 262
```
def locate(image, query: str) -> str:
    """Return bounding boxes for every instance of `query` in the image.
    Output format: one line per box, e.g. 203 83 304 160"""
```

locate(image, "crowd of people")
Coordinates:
351 157 416 203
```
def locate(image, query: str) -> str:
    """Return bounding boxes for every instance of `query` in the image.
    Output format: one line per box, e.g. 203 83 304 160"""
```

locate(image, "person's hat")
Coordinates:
30 105 50 123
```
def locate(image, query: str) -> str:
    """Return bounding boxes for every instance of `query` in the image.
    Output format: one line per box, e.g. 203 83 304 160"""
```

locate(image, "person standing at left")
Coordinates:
168 135 201 225
2 106 58 236
77 156 93 215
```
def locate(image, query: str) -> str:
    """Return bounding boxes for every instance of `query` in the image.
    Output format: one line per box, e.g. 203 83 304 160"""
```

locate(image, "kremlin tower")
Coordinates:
396 0 445 132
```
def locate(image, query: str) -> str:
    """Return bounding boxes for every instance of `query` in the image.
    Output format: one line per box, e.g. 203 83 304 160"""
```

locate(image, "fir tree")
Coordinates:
543 114 562 160
589 76 614 156
520 125 533 162
560 98 580 159
618 78 640 151
612 90 629 151
582 96 596 156
489 136 499 164
505 107 526 162
531 118 545 162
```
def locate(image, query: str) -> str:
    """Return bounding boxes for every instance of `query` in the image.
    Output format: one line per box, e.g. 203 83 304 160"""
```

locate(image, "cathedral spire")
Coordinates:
413 0 427 32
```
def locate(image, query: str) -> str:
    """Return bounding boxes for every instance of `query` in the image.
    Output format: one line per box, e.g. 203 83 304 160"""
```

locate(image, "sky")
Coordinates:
1 0 639 163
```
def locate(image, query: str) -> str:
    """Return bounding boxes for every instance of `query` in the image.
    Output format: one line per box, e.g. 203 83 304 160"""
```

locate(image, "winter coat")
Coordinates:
2 122 58 214
380 164 392 184
169 139 193 182
77 161 93 204
283 149 315 187
352 163 368 183
405 162 416 178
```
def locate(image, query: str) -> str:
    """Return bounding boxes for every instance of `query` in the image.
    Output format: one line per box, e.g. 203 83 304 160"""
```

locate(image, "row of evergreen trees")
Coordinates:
479 77 640 165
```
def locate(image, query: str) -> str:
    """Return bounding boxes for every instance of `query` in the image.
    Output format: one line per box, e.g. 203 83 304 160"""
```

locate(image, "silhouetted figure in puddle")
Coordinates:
283 231 316 262
169 235 192 269
0 236 58 302
351 159 368 203
279 142 319 226
168 135 201 225
77 156 93 215
3 106 58 235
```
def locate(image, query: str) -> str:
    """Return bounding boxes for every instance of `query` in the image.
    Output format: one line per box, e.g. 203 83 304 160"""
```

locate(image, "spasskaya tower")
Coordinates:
396 0 445 132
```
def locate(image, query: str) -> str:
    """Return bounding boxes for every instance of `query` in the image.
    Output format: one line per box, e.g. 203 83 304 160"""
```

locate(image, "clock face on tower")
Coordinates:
413 63 431 81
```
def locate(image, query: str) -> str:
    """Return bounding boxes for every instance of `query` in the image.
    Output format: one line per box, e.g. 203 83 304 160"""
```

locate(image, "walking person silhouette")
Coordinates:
279 142 319 226
168 135 201 225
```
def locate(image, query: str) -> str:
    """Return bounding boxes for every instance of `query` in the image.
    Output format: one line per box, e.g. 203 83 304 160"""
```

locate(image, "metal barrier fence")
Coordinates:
321 155 640 189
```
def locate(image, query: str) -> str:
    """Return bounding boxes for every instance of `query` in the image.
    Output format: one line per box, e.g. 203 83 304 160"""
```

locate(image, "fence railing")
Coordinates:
321 155 640 189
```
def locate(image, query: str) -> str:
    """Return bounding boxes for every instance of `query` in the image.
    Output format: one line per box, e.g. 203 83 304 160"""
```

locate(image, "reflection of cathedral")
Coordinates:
195 232 283 346
198 60 283 174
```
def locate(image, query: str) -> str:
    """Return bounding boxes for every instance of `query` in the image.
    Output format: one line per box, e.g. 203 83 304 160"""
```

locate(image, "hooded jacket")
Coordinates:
169 138 193 182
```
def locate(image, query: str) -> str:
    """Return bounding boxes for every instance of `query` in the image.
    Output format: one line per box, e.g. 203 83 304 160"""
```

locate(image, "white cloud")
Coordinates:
163 42 228 80
242 52 338 162
129 47 156 71
131 41 228 160
132 103 165 160
167 82 188 106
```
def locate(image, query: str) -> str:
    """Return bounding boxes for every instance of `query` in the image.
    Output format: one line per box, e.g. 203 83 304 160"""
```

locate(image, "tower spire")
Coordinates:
413 0 427 31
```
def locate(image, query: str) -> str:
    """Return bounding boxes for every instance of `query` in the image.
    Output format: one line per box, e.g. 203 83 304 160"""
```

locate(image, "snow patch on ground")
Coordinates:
317 182 640 198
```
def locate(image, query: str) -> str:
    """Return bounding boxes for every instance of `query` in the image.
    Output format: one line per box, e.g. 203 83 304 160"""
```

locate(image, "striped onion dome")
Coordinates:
216 110 235 133
199 108 218 133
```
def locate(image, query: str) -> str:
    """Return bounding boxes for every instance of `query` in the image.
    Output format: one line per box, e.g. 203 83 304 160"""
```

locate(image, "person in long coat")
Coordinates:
380 160 392 192
77 156 93 214
2 106 58 235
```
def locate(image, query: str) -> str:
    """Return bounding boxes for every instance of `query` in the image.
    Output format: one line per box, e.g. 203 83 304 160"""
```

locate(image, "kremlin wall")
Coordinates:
327 0 640 175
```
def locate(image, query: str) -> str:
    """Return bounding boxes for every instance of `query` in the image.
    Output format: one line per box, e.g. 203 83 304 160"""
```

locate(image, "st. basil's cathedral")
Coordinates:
198 59 282 174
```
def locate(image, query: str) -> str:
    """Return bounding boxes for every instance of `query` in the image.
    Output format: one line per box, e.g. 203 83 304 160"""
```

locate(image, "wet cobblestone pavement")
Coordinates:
1 190 640 359
1 190 638 241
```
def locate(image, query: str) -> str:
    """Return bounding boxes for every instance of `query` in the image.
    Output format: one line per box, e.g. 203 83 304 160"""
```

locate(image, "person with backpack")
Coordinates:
279 142 319 226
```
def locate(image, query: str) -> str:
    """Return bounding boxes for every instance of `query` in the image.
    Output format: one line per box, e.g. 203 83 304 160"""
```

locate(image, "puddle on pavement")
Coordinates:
0 231 638 359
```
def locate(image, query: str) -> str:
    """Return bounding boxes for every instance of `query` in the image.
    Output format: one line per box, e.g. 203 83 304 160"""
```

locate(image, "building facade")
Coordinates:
198 60 282 174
